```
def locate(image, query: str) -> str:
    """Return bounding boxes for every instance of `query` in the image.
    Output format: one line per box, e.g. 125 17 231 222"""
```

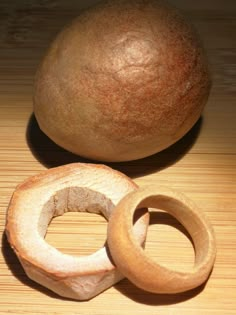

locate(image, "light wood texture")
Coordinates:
0 0 235 314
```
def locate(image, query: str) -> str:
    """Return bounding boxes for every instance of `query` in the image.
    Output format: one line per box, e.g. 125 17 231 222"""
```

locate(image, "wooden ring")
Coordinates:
6 163 149 300
107 185 216 294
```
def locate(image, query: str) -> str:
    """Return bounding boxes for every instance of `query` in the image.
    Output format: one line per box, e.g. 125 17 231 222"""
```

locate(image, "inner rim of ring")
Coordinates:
38 187 115 239
144 210 195 270
136 194 211 269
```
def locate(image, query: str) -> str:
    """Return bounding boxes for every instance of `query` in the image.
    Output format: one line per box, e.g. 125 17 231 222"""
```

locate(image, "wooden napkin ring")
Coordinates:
107 185 216 294
5 163 149 300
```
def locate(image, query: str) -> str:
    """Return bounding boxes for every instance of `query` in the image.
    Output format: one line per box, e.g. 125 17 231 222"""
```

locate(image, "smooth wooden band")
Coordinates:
107 185 216 294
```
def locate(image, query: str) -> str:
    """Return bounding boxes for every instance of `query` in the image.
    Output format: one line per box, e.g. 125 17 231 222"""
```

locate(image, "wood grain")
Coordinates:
0 0 235 314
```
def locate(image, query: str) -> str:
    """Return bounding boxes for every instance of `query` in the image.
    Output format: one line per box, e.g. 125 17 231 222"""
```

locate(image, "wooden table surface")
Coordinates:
0 0 236 314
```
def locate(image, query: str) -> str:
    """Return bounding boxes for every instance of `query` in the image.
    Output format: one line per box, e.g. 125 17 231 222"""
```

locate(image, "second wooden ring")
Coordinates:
107 185 216 294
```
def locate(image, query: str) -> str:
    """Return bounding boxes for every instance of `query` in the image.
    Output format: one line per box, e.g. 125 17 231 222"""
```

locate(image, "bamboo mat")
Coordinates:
0 0 236 314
